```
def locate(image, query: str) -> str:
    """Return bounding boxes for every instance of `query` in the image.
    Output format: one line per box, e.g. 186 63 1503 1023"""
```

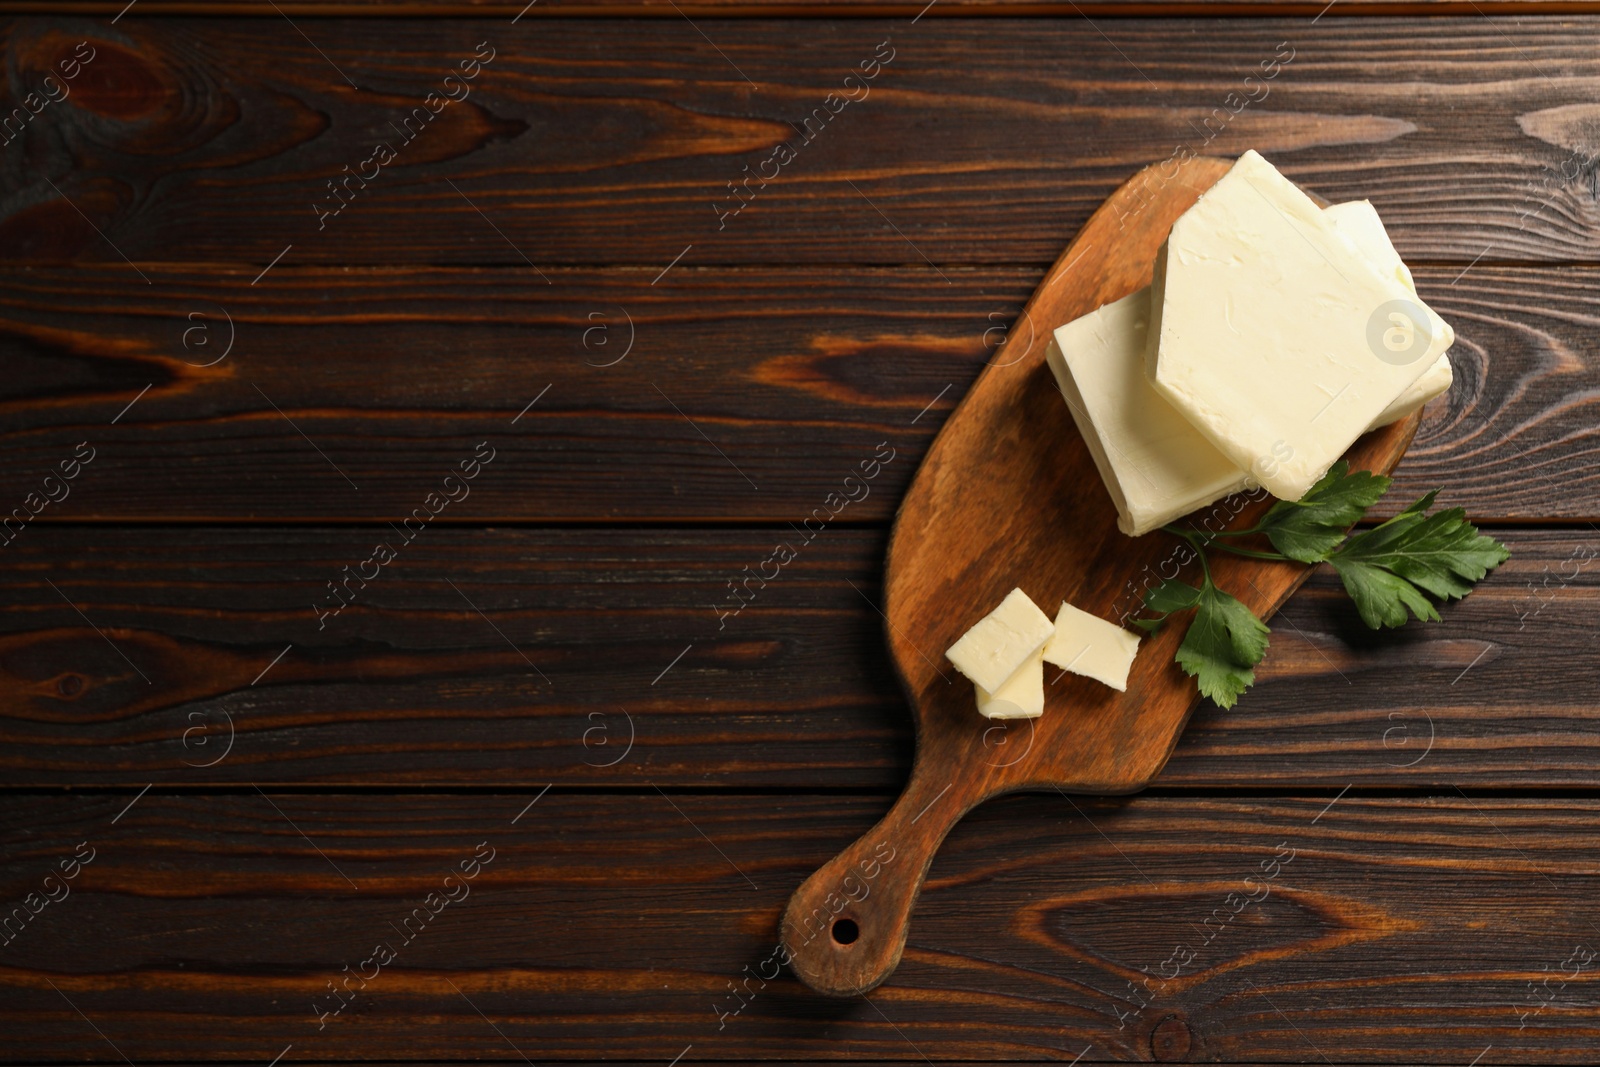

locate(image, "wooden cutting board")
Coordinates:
780 154 1421 996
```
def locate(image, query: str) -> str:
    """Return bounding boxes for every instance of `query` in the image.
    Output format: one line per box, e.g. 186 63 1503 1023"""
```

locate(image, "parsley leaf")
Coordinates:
1141 576 1270 709
1175 584 1270 709
1249 461 1392 563
1142 578 1202 617
1145 472 1507 707
1328 491 1511 628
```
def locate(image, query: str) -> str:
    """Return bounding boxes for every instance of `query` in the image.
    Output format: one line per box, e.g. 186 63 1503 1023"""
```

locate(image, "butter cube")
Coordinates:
1042 602 1141 692
975 647 1045 719
1147 150 1454 500
945 587 1054 694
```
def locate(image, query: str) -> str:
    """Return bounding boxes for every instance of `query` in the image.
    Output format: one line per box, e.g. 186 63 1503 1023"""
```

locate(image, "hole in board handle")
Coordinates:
831 918 859 946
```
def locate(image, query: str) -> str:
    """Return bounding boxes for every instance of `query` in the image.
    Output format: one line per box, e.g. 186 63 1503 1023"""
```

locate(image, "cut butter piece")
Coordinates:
1047 289 1247 537
1146 149 1454 501
1042 602 1140 692
1047 197 1450 536
1323 200 1414 291
945 587 1054 694
1048 290 1250 537
975 647 1045 719
1323 200 1453 428
1374 353 1451 428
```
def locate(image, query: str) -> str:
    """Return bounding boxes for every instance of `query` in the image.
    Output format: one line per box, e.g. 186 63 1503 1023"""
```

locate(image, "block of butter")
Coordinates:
1323 200 1453 429
1043 602 1140 692
1048 291 1245 537
1046 199 1451 536
945 587 1054 694
1146 150 1454 501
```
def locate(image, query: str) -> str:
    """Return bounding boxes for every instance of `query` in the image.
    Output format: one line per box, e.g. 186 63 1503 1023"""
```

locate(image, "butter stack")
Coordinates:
1047 150 1455 536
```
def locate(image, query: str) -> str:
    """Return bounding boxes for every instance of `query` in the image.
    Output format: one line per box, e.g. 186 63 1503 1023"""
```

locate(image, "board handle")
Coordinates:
781 767 965 996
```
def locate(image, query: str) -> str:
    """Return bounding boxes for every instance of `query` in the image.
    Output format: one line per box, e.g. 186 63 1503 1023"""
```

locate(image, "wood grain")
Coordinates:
0 526 1591 788
8 19 1600 266
16 0 1600 14
3 264 1600 521
5 790 1600 1061
0 526 903 787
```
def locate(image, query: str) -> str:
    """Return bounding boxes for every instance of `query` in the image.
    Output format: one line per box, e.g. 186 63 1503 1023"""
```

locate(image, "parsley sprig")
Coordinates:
1140 462 1510 708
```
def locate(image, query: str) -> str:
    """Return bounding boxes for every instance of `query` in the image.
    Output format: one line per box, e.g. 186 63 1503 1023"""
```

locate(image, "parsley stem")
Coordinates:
1158 523 1291 563
1159 526 1214 583
1204 542 1292 562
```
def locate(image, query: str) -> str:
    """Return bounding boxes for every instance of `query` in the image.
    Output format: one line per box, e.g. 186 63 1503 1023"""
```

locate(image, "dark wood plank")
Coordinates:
0 264 983 522
0 526 1590 788
13 0 1600 14
7 18 1600 265
0 526 902 788
3 264 1599 521
4 790 1599 1060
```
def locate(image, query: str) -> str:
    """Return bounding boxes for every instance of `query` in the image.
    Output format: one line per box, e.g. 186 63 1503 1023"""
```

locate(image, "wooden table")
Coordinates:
4 1 1600 1061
